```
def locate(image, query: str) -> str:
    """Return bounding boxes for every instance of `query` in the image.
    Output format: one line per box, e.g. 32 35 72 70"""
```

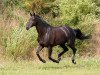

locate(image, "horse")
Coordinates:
26 13 89 64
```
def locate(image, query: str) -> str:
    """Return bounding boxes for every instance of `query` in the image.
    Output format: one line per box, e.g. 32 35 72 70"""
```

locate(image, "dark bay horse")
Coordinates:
26 13 89 64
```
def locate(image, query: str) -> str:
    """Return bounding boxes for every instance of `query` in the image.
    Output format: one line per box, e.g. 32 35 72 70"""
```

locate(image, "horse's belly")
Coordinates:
54 35 68 45
37 36 54 46
57 39 67 44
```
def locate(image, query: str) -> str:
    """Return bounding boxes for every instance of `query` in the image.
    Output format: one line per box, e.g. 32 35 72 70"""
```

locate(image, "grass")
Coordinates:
0 58 100 75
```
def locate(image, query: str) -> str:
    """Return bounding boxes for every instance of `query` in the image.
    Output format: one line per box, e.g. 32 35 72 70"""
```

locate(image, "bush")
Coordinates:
5 26 37 60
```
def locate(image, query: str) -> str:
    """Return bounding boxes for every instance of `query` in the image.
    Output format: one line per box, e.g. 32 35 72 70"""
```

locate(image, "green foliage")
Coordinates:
0 0 100 59
2 0 22 10
5 27 37 59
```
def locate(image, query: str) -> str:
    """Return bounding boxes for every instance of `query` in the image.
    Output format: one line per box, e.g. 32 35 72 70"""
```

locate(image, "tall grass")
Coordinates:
5 27 37 60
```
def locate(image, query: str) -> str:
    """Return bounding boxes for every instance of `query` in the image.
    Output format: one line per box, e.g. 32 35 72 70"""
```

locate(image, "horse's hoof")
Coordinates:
72 60 76 64
42 60 46 63
58 58 61 61
55 60 59 63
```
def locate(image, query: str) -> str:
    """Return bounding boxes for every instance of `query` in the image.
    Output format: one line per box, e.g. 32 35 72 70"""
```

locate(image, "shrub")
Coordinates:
5 26 37 60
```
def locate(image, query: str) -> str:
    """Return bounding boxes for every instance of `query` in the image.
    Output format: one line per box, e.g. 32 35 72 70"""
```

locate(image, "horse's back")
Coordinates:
51 26 76 45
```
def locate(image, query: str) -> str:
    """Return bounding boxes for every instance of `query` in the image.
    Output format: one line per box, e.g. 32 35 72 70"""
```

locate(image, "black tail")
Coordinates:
74 29 91 40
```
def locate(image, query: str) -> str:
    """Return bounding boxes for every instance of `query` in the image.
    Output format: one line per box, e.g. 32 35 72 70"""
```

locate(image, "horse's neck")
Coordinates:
36 20 51 37
36 25 47 36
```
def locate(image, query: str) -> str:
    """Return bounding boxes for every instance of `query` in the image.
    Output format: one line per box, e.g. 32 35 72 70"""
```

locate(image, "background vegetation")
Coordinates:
0 0 100 60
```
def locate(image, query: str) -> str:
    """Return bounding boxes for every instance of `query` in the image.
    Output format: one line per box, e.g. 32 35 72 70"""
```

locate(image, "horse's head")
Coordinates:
26 13 37 30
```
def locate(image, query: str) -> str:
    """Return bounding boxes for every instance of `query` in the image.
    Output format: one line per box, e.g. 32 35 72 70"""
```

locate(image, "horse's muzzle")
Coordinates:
26 27 29 30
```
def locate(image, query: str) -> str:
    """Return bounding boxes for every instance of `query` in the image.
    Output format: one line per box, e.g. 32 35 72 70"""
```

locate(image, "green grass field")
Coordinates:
0 58 100 75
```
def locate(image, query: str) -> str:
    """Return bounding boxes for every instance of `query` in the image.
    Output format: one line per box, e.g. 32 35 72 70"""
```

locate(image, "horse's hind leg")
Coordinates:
58 44 68 61
36 45 46 63
69 45 77 64
48 46 59 63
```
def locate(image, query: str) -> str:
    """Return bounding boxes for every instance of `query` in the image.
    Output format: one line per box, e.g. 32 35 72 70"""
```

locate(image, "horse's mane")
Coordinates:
35 15 51 27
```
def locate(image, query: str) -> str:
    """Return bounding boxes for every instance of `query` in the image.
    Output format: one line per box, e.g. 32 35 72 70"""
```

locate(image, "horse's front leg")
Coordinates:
48 46 59 63
36 45 46 63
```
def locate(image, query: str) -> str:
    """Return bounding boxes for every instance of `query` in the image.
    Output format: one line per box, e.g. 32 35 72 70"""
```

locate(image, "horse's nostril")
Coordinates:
26 27 29 30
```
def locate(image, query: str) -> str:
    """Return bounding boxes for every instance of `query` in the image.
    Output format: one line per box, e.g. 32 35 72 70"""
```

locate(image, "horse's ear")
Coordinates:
33 13 35 16
30 13 32 16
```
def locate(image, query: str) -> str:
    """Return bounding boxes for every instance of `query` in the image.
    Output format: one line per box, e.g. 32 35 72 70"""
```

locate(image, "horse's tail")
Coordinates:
74 29 90 40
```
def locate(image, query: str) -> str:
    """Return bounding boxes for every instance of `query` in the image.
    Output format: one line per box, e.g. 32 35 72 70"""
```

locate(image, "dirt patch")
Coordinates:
92 21 100 56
